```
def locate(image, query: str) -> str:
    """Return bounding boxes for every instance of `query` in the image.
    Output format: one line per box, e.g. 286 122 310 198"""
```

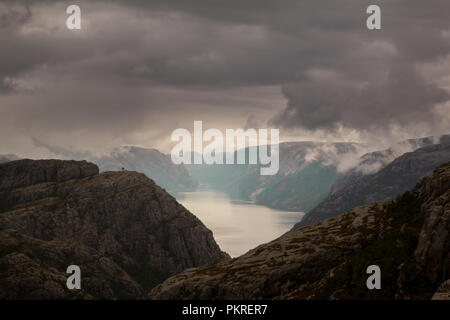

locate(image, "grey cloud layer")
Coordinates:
0 0 449 155
271 65 450 131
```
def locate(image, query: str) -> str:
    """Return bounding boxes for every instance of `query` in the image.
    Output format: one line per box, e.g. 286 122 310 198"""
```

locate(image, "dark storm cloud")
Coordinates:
3 0 448 87
271 65 450 131
0 4 32 92
0 0 449 155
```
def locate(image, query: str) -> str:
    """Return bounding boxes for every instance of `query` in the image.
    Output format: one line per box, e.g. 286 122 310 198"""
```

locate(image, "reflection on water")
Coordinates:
176 189 304 257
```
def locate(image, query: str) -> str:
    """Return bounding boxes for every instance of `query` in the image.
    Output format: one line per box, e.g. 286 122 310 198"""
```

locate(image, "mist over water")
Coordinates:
177 189 304 257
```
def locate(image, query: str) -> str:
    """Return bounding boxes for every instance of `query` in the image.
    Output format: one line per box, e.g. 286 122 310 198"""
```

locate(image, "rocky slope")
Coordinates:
0 159 228 299
149 161 450 300
293 141 450 230
0 229 143 299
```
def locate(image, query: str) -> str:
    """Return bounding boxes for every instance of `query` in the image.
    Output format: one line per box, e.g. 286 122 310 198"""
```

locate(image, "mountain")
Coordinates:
330 136 436 194
0 154 19 164
149 161 450 300
0 159 228 299
293 139 450 230
188 138 439 213
188 142 359 212
31 141 198 194
94 146 198 194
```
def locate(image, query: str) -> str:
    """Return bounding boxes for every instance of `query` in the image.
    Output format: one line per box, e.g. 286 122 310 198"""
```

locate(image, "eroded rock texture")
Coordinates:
150 162 450 300
0 159 228 299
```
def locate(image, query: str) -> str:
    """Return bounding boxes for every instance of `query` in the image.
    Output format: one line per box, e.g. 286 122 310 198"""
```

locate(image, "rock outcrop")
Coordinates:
149 162 450 300
0 159 228 299
0 159 98 191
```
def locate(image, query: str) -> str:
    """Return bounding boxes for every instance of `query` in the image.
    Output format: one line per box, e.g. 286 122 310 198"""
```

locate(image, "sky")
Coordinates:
0 0 449 157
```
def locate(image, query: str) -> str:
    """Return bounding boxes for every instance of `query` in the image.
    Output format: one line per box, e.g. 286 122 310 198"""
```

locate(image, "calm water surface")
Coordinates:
177 189 304 257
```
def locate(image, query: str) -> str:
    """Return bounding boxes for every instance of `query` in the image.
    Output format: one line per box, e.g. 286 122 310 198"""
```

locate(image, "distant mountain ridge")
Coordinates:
330 136 436 194
8 143 198 194
293 137 450 230
187 137 441 213
188 141 360 212
94 146 198 193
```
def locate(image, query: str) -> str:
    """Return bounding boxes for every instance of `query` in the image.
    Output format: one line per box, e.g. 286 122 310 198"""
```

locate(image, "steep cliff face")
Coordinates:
149 162 450 300
0 159 228 299
294 142 450 230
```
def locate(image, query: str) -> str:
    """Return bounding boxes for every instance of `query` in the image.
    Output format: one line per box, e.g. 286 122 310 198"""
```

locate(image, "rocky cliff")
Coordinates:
149 161 450 300
294 142 450 230
0 159 228 299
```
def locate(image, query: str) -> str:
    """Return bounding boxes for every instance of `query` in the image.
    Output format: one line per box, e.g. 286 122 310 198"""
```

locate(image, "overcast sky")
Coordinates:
0 0 449 157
